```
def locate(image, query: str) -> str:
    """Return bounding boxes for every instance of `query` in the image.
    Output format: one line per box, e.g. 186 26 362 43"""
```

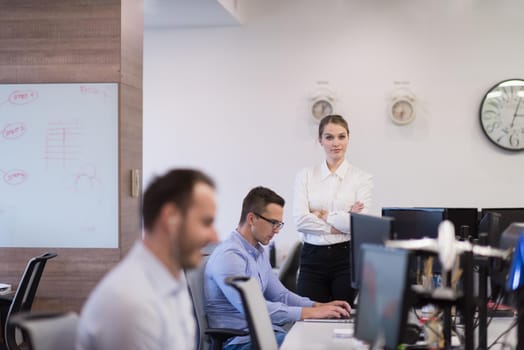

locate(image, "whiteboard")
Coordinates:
0 83 118 248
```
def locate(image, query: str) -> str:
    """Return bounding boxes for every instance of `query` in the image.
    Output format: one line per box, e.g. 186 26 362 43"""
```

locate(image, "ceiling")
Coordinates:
144 0 242 28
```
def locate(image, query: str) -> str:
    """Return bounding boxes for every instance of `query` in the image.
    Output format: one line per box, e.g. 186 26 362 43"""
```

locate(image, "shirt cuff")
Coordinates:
288 306 304 321
326 212 349 233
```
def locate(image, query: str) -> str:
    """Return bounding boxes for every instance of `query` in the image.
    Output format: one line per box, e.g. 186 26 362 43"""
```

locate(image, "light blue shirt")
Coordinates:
204 230 314 345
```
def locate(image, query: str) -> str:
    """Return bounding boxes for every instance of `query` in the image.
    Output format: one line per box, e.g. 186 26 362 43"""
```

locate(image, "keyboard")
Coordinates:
303 317 353 323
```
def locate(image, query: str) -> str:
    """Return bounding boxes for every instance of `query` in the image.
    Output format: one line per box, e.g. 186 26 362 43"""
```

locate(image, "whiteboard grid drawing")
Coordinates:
0 83 118 248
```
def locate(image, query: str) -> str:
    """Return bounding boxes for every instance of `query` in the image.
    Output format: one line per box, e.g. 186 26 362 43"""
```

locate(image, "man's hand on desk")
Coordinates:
301 300 351 319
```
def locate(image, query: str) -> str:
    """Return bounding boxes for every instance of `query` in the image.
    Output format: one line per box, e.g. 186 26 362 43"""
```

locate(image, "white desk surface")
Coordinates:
281 317 517 350
280 321 367 350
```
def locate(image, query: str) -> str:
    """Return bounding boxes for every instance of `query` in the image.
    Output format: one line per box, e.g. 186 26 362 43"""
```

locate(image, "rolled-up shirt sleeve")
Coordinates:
326 172 373 233
207 247 311 325
356 172 373 214
264 268 314 323
207 250 251 315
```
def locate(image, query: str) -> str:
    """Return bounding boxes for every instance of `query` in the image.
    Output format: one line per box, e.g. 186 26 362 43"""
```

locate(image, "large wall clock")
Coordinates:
479 79 524 151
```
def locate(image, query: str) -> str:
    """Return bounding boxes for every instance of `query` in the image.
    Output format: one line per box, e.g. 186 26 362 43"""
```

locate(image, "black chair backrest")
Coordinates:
185 255 210 350
4 252 57 350
225 276 278 350
278 241 303 293
185 255 249 350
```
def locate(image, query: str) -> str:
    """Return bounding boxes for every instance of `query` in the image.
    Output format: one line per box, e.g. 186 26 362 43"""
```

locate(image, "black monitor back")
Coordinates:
445 208 479 240
478 211 502 248
355 244 412 350
414 207 479 239
381 207 446 240
481 208 524 239
350 213 394 289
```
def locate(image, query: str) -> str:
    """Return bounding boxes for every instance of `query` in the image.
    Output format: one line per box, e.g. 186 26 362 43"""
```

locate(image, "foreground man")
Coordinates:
77 169 218 350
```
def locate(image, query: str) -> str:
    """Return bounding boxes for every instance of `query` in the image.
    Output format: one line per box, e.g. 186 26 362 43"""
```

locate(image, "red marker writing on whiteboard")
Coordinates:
1 122 27 139
8 90 38 105
0 90 38 107
79 85 112 99
0 169 28 185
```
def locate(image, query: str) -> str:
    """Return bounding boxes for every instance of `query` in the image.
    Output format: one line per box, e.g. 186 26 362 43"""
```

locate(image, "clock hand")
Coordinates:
511 98 522 127
514 98 521 115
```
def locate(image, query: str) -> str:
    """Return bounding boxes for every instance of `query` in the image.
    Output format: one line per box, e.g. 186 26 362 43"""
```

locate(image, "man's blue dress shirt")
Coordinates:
204 230 314 346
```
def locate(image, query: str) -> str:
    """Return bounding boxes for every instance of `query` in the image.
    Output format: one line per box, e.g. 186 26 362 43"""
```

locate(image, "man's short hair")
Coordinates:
142 169 215 231
239 186 285 225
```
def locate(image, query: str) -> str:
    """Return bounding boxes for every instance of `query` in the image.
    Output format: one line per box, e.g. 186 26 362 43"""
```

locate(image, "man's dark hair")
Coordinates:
142 169 215 231
239 186 285 225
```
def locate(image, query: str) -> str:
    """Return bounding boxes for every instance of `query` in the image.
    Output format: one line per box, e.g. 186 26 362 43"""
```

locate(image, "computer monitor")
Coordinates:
354 244 412 350
350 213 394 289
414 207 480 240
481 208 524 237
478 211 502 248
381 207 446 240
445 208 479 240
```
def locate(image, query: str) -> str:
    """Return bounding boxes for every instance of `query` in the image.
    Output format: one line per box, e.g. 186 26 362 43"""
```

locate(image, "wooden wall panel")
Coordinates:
120 0 143 255
0 1 121 83
0 0 143 313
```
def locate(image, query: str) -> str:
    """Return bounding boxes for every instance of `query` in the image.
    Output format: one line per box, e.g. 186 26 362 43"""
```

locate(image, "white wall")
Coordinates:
144 0 524 263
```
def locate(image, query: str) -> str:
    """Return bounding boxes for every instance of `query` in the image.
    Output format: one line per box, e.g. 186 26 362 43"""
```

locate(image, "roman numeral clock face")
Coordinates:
480 79 524 151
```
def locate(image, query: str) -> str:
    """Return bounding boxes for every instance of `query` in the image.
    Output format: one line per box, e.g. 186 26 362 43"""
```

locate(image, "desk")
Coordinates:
281 321 366 350
281 318 517 350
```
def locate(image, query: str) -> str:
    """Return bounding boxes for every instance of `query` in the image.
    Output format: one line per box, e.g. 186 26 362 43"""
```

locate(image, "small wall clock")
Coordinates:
390 97 415 125
389 87 416 125
479 79 524 151
311 97 334 121
309 82 336 122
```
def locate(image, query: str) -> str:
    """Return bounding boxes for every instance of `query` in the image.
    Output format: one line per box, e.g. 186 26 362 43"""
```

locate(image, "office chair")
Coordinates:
225 276 279 350
185 256 248 350
1 252 57 350
278 241 303 293
8 312 78 350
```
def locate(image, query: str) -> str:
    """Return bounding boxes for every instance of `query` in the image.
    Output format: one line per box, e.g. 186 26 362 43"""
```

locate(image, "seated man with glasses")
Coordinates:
204 186 351 350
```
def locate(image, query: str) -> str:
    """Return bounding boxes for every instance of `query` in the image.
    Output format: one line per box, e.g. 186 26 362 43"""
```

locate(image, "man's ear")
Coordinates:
160 203 181 233
168 213 181 229
247 212 255 225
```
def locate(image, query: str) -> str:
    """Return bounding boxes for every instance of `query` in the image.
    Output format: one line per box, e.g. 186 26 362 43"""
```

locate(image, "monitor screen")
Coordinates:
355 244 411 350
481 208 524 238
381 207 446 240
350 213 394 289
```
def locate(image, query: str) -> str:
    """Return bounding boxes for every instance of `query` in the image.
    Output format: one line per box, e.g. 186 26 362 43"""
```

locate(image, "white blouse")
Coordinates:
293 160 373 246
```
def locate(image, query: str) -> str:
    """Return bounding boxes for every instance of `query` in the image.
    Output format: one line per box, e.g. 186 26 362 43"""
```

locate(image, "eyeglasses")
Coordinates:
253 212 285 230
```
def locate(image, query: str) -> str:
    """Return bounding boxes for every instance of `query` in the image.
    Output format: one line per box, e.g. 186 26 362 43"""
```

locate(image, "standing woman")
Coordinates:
293 115 373 306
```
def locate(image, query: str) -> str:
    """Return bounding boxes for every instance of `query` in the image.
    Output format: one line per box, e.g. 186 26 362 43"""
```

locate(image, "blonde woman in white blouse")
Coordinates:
293 115 373 306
